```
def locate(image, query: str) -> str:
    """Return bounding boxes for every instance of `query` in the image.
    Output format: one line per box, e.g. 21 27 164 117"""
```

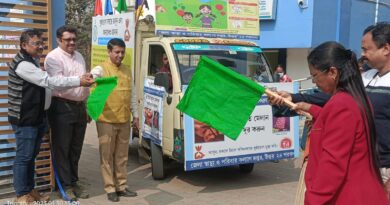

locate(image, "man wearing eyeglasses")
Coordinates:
9 29 93 204
44 25 91 201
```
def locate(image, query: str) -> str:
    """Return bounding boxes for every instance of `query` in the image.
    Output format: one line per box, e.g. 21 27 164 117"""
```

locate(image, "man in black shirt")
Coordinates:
270 21 390 197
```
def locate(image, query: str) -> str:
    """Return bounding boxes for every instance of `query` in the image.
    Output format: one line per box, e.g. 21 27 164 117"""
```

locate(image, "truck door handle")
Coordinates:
167 95 172 105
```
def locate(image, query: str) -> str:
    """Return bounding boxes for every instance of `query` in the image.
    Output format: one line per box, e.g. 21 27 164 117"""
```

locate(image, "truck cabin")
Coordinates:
148 39 273 93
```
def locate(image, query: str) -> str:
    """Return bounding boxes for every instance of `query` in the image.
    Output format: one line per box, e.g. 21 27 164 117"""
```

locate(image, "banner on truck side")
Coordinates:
184 82 300 171
155 0 260 40
91 13 135 70
142 78 165 146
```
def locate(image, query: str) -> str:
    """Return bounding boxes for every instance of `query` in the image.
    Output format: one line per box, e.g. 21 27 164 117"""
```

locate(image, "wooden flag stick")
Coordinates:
264 89 313 120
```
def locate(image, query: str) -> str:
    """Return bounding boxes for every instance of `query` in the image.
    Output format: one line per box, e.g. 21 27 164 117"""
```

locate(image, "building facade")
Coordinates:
257 0 389 89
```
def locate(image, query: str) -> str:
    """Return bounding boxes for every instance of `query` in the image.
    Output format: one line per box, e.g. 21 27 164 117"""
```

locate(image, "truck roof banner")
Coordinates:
155 0 260 40
91 13 135 70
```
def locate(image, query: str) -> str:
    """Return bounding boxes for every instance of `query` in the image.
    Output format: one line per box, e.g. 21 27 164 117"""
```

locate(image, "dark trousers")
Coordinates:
12 119 48 196
49 98 87 187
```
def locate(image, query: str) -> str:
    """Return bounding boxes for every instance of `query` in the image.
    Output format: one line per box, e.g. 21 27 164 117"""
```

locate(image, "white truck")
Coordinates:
133 18 283 179
92 13 299 180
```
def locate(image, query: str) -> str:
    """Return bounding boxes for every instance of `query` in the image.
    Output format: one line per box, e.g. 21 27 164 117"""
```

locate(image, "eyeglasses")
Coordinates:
61 38 77 42
29 41 44 47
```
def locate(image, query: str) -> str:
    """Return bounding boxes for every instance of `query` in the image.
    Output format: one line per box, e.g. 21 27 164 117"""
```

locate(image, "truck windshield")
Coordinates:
172 44 273 85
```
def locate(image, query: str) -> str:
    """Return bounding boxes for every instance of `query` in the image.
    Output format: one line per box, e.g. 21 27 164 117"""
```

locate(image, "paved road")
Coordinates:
2 123 300 205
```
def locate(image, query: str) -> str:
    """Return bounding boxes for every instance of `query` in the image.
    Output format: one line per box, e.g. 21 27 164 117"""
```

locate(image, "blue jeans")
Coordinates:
12 119 48 196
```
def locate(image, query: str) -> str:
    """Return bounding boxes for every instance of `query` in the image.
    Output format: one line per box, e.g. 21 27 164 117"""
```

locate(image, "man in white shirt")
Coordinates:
44 25 91 201
361 22 390 197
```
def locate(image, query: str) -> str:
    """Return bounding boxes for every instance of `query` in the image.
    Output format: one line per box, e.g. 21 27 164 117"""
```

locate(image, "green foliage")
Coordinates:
65 0 94 70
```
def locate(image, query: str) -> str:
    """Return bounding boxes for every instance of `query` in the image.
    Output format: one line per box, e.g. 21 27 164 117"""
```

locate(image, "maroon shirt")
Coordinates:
160 65 172 91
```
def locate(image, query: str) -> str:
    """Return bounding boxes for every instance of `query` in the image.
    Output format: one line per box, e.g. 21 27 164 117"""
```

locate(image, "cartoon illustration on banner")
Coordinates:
155 0 259 40
184 82 299 171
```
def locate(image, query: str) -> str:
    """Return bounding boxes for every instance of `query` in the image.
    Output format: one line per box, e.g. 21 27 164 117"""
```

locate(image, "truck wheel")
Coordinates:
239 163 254 174
151 142 165 180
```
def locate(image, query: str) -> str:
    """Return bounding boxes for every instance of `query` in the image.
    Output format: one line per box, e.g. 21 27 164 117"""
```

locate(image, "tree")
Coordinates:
65 0 94 70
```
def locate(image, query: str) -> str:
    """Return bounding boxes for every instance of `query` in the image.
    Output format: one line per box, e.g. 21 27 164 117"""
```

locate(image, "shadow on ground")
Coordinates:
1 127 300 205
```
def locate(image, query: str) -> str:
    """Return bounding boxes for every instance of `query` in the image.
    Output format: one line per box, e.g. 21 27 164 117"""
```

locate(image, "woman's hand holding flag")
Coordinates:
267 90 312 120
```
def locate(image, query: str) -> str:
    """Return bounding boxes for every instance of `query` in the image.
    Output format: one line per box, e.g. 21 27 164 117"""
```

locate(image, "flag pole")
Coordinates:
264 89 313 120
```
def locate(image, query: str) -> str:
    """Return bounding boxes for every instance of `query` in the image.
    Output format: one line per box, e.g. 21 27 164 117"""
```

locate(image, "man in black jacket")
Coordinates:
9 29 93 204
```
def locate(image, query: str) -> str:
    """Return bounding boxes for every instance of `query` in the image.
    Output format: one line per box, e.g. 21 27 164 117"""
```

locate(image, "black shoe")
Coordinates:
116 188 137 197
63 188 78 201
72 182 89 199
107 192 119 202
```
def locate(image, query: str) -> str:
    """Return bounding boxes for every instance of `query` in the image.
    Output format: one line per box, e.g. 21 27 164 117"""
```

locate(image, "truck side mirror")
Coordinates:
154 72 172 104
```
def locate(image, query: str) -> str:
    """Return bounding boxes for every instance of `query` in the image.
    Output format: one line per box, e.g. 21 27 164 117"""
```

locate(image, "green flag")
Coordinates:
176 56 266 140
116 0 127 13
87 77 118 121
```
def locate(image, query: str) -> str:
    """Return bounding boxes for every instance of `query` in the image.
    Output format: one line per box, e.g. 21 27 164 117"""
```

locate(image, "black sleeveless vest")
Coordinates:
8 50 46 126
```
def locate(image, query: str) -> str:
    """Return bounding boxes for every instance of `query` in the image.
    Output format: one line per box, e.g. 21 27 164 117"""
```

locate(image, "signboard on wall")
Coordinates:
259 0 277 20
155 0 260 40
91 13 135 70
184 82 299 171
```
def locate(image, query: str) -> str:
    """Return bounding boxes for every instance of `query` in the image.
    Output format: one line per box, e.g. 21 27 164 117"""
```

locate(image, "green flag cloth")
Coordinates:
87 77 118 121
176 56 266 140
116 0 128 13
